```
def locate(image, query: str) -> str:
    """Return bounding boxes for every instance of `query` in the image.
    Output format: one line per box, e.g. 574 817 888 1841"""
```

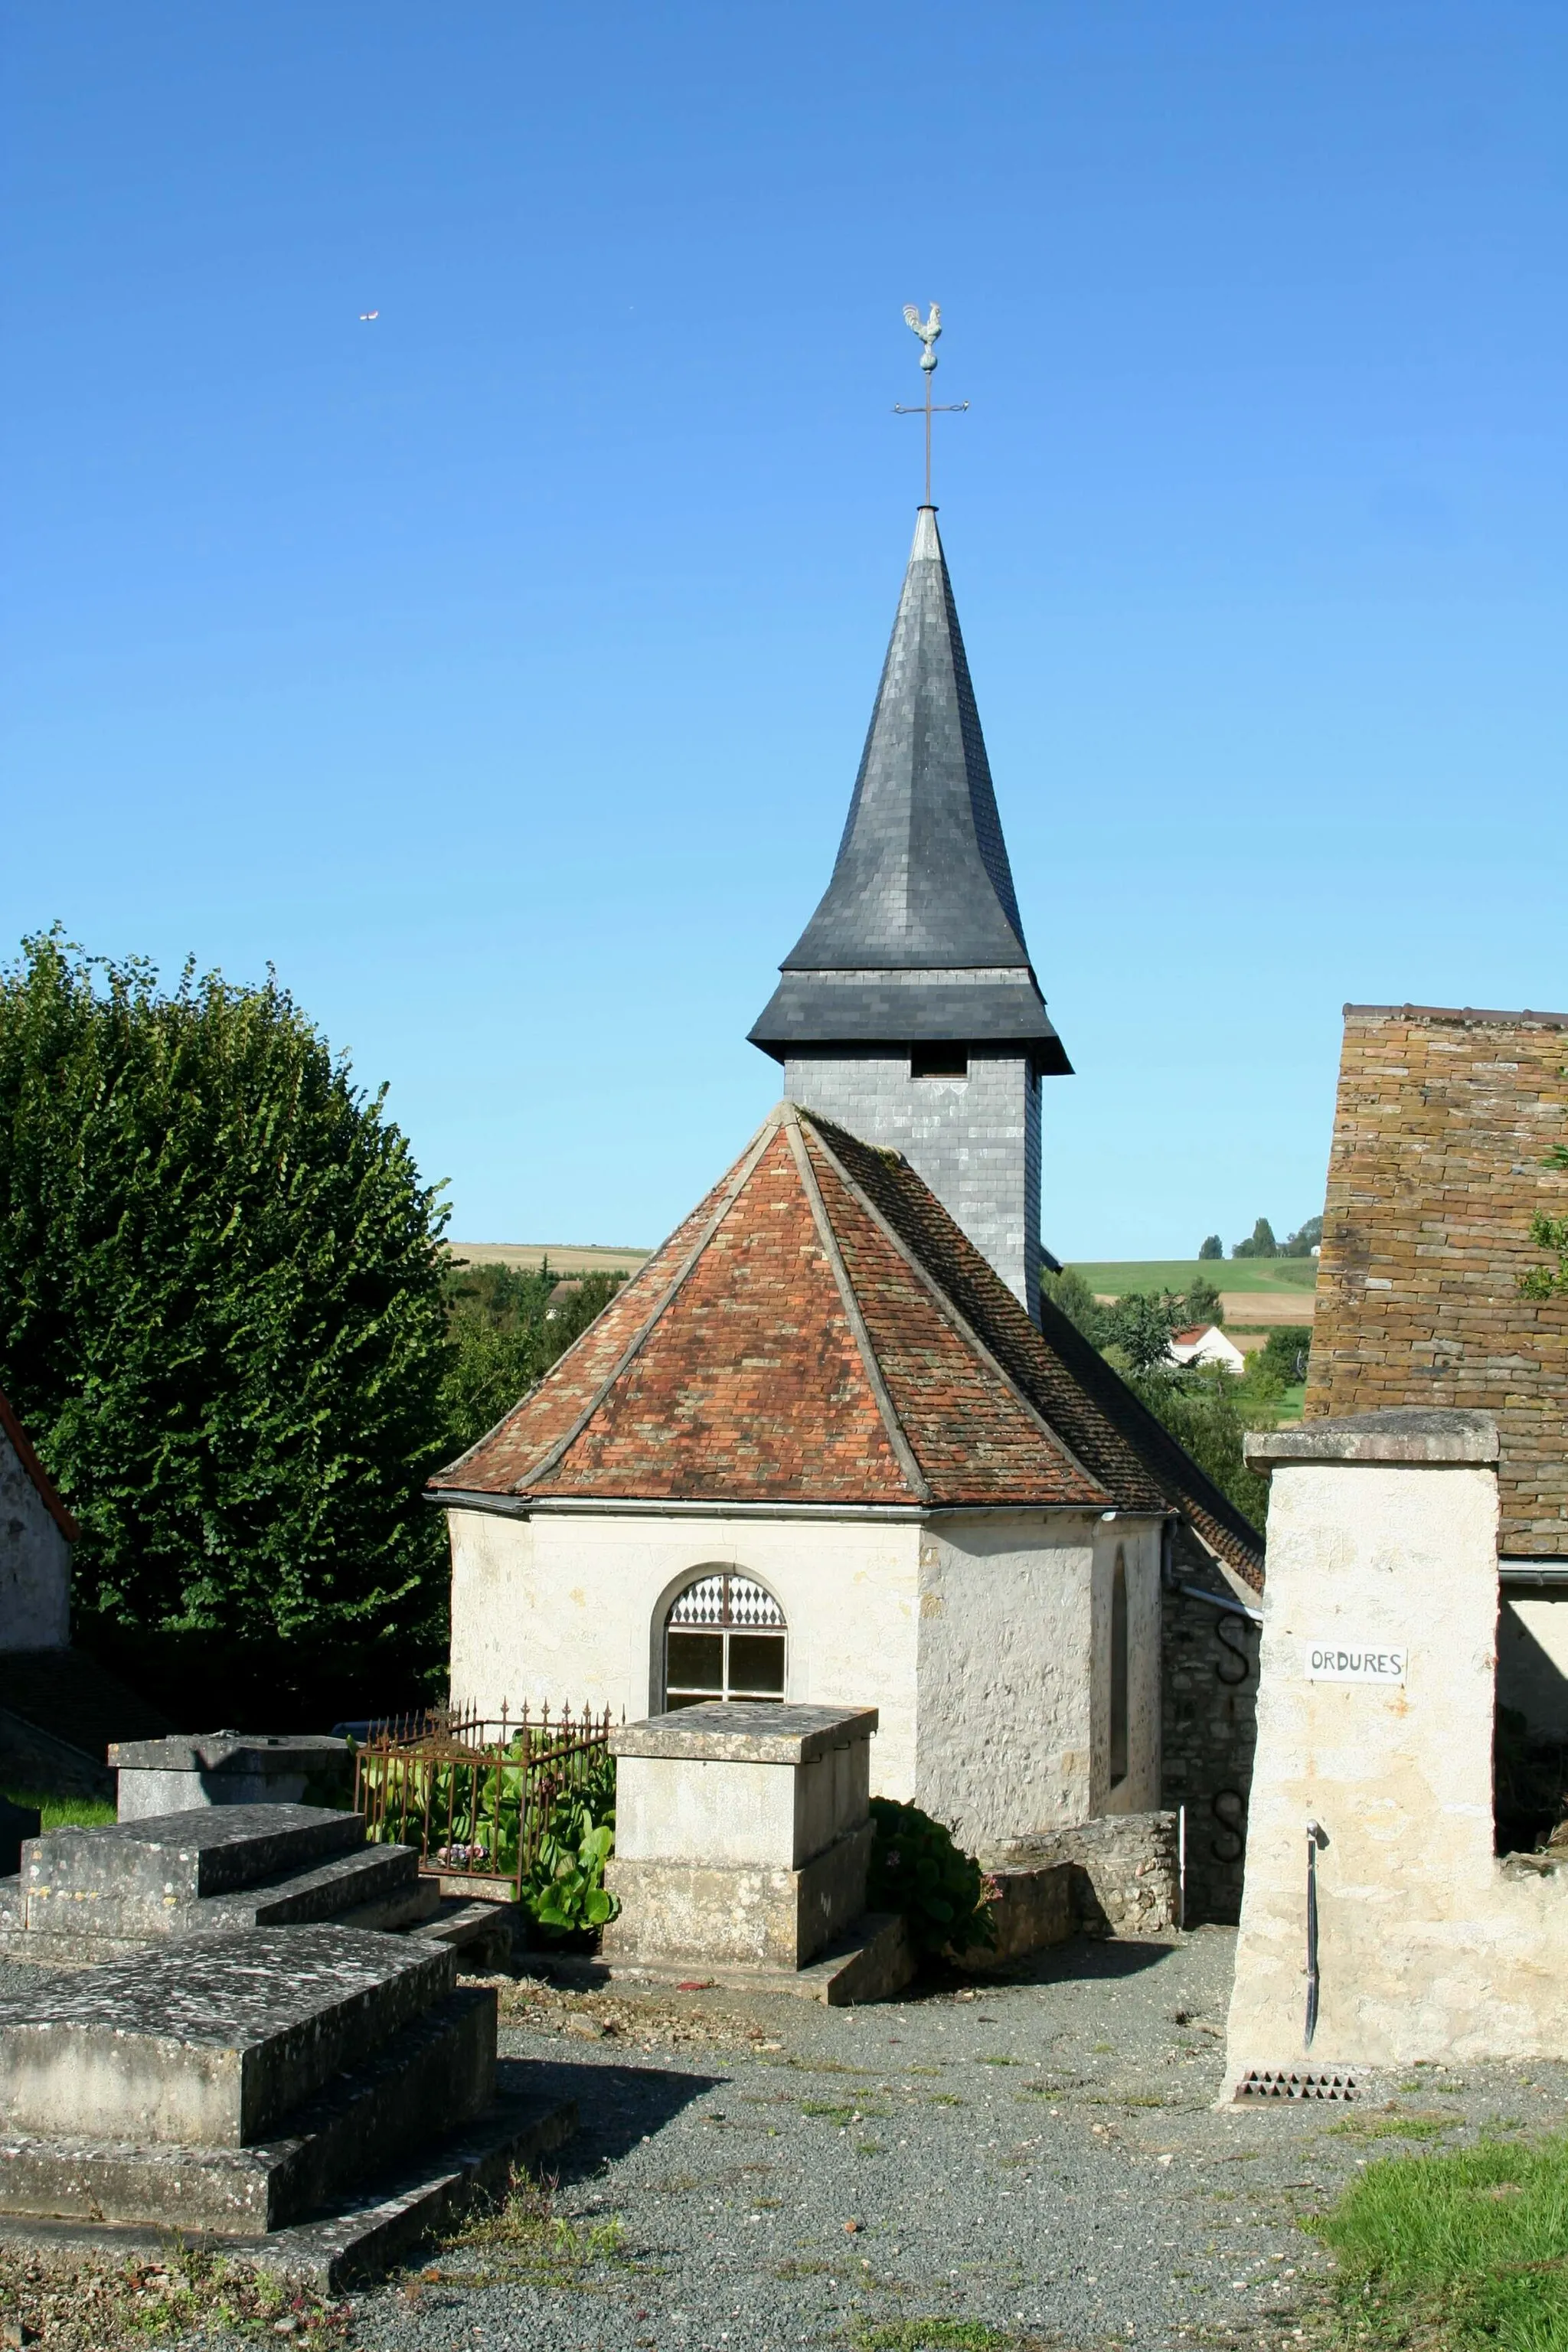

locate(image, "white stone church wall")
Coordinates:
913 1511 1164 1850
446 1508 926 1798
782 1052 1041 1317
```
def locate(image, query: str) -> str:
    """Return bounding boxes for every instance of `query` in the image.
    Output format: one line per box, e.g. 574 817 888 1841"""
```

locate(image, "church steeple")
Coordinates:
783 505 1031 973
749 502 1070 1319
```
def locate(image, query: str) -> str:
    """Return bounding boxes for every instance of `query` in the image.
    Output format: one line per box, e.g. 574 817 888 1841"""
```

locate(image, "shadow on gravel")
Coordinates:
497 2054 723 2180
909 1933 1181 1996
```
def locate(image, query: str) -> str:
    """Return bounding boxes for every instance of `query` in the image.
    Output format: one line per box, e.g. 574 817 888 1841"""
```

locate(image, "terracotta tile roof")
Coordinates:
430 1105 1264 1577
0 1387 79 1544
1306 1004 1568 1557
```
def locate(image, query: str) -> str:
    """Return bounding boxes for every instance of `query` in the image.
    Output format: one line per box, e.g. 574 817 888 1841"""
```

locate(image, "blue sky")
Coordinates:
4 2 1564 1259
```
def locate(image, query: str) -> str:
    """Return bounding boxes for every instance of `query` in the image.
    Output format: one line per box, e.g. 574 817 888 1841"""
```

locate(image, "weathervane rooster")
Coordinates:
903 301 942 374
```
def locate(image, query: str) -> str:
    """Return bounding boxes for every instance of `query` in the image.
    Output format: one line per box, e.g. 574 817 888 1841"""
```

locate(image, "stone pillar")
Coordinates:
602 1703 877 1972
1222 1407 1568 2082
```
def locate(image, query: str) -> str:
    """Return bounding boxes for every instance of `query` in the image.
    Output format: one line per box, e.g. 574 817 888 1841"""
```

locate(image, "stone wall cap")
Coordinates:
106 1733 351 1772
1244 1408 1501 1472
611 1702 879 1764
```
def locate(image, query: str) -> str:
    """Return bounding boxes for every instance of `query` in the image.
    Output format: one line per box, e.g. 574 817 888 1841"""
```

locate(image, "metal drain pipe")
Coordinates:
1305 1819 1326 2047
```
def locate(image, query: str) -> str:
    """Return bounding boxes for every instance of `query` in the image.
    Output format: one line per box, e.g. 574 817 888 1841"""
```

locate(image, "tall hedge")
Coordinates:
0 932 450 1659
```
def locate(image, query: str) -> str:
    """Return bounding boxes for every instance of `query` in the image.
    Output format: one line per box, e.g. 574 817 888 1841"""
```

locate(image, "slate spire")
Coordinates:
750 506 1069 1071
788 505 1028 971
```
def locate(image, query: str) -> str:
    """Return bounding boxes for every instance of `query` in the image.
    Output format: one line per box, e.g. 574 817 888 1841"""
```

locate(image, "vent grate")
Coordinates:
1236 2068 1356 2103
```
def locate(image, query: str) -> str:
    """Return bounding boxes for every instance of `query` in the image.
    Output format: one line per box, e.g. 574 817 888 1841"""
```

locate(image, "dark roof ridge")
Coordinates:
780 1114 933 1506
1344 1002 1568 1027
798 1117 1109 1508
799 1109 1264 1579
443 1110 782 1494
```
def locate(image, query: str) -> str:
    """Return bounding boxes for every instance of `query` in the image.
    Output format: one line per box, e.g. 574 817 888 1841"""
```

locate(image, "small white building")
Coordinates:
1168 1324 1247 1376
0 1390 76 1651
433 1103 1263 1853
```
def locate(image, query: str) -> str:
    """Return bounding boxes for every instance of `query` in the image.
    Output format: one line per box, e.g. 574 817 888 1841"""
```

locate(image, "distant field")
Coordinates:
447 1242 650 1275
1069 1259 1319 1296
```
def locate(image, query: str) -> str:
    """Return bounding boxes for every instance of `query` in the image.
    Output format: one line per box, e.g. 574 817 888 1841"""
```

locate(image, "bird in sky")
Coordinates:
359 309 379 322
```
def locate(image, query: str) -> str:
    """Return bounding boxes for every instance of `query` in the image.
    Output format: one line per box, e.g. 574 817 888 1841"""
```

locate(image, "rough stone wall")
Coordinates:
1161 1565 1259 1926
1307 1004 1568 1557
0 1422 70 1651
782 1050 1040 1318
916 1514 1096 1846
985 1811 1178 1936
1094 1521 1162 1818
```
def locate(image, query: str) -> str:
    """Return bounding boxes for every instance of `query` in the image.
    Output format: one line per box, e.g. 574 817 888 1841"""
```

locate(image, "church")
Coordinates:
434 496 1263 1872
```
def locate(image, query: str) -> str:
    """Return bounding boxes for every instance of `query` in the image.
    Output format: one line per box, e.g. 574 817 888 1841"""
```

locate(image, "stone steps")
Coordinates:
2 1803 439 1962
0 1926 457 2146
0 1983 496 2233
0 1918 576 2269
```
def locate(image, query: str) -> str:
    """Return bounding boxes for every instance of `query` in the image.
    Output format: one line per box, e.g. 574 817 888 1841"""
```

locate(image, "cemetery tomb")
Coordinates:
0 1802 441 1965
0 1921 572 2256
110 1730 354 1819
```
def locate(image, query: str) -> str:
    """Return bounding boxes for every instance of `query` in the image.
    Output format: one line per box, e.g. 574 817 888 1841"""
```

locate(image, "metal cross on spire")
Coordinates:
894 302 969 505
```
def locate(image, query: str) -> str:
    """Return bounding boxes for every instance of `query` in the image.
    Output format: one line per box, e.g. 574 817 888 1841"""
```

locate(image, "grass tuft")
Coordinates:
439 2171 626 2288
1312 2132 1568 2349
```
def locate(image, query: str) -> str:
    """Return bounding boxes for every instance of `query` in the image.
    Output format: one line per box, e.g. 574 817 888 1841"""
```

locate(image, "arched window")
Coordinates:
1109 1547 1129 1788
664 1572 787 1710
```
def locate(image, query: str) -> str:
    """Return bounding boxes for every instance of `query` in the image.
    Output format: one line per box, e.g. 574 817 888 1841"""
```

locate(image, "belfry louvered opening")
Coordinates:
664 1572 787 1710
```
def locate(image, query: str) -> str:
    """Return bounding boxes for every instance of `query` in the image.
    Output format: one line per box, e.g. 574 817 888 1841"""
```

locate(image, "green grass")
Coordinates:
4 1792 116 1831
1312 2132 1568 2349
1070 1257 1319 1295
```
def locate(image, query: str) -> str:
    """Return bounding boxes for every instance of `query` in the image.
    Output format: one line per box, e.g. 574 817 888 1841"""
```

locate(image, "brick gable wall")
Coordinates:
1305 1004 1568 1556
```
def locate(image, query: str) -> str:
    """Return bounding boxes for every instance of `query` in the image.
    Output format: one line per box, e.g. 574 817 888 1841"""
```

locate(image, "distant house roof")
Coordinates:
431 1102 1263 1583
0 1389 79 1543
1306 1002 1568 1558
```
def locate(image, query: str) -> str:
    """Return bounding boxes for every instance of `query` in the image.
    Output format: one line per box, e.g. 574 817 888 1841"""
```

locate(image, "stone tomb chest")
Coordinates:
0 1922 576 2275
110 1732 353 1820
603 1701 877 1973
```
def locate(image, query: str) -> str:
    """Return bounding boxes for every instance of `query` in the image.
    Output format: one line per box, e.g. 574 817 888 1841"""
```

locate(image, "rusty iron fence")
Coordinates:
351 1700 615 1896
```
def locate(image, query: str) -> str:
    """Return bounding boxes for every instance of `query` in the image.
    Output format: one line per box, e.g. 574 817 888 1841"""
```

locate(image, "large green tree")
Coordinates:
0 932 451 1664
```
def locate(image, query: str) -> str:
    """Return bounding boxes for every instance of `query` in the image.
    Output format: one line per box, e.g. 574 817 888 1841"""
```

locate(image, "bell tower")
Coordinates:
749 501 1070 1319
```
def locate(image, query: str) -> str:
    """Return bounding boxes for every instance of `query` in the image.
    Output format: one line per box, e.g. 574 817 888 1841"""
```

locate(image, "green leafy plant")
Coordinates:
867 1797 995 1958
1517 1211 1568 1301
520 1752 619 1939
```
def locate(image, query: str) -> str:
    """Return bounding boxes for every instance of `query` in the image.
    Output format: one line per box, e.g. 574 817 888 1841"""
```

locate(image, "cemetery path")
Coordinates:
347 1922 1568 2352
5 1928 1566 2350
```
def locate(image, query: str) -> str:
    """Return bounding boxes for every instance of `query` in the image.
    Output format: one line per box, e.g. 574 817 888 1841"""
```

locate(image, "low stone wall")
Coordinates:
1161 1570 1259 1927
985 1811 1179 1939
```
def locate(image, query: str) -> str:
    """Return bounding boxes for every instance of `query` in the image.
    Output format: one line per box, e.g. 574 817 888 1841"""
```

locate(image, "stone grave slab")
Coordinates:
0 1924 453 2145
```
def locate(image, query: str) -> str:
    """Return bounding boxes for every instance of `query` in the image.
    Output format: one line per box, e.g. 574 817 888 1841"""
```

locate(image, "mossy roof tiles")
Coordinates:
431 1106 1263 1580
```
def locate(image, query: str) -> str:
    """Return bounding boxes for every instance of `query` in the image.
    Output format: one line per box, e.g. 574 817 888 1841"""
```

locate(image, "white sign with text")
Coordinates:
1306 1641 1406 1684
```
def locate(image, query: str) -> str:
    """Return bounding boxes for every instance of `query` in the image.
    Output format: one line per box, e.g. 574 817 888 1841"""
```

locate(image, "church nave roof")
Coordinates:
430 1104 1263 1582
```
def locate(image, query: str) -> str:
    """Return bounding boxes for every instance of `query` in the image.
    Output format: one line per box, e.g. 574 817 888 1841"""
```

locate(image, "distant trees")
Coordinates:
1198 1234 1223 1261
1040 1264 1305 1528
0 930 452 1713
441 1263 627 1454
1230 1214 1321 1259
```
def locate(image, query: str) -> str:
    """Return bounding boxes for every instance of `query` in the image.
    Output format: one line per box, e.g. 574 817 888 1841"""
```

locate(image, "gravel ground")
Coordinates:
4 1932 1566 2352
342 1925 1568 2352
